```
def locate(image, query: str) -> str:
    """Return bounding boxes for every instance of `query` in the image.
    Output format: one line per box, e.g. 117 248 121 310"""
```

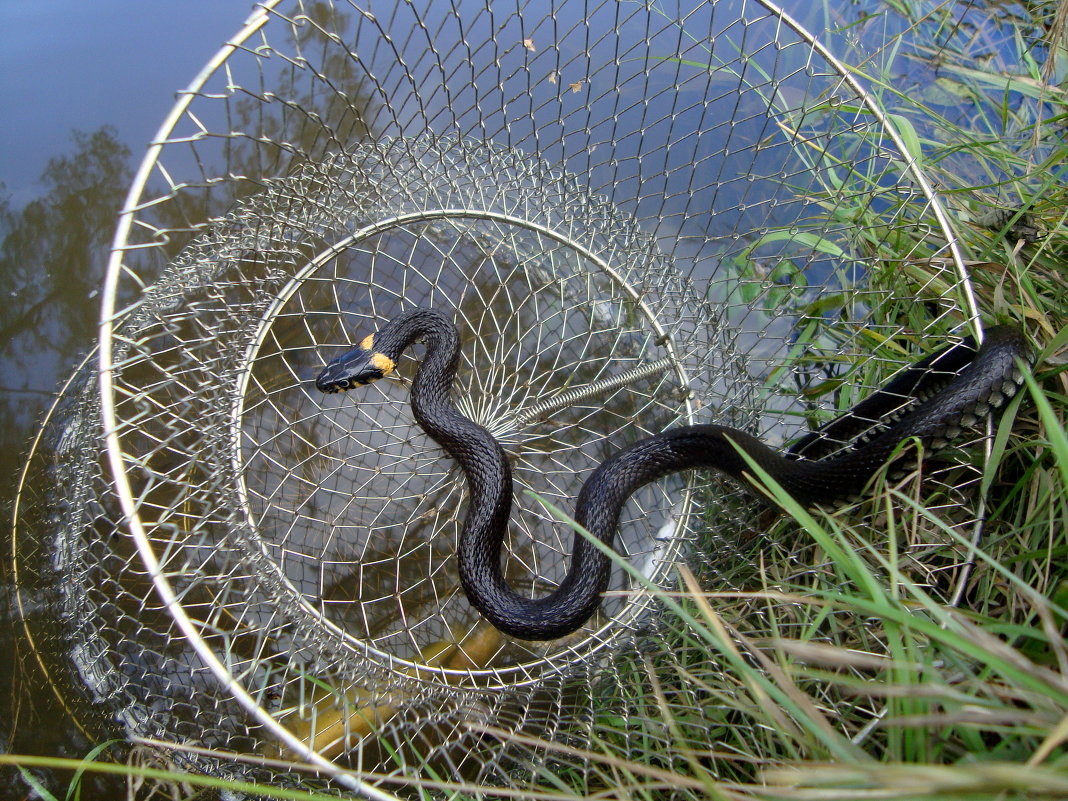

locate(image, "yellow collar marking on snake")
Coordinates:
355 334 396 379
370 352 396 377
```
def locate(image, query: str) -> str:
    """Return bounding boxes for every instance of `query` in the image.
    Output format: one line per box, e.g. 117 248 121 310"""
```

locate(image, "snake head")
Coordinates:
316 336 396 393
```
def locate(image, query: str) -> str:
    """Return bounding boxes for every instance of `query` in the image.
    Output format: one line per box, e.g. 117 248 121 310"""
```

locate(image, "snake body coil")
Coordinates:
317 309 1029 641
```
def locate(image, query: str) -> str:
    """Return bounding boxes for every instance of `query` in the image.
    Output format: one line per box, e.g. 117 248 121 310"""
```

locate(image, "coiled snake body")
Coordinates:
317 308 1029 641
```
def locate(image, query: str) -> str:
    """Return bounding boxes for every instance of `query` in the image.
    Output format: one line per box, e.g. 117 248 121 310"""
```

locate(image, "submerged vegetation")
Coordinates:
3 0 1068 798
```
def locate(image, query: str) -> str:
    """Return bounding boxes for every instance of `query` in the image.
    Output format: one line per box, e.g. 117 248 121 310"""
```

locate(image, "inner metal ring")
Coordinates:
232 208 708 684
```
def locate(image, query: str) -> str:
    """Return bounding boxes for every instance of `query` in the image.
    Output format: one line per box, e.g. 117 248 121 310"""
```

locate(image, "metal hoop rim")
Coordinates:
94 0 981 779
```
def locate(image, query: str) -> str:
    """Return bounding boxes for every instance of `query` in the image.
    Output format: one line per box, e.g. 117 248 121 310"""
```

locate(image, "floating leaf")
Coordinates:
889 112 923 167
742 229 847 260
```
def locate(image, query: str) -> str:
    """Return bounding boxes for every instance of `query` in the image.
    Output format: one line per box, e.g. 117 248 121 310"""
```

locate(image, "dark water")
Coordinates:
0 0 1051 797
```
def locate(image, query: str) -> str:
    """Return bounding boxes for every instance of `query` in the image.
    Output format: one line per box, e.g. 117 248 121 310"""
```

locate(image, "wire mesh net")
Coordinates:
12 0 991 793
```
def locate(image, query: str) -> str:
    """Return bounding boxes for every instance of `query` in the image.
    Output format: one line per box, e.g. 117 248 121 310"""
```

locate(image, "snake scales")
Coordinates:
317 308 1029 640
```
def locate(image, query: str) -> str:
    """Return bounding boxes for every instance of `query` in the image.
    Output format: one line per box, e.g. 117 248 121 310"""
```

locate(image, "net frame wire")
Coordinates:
97 6 391 789
83 0 990 790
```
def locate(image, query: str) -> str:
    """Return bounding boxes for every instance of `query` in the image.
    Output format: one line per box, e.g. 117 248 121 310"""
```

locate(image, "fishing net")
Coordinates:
13 0 989 794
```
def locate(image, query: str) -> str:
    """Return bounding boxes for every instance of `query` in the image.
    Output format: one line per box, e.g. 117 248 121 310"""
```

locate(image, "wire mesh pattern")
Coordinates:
11 0 991 793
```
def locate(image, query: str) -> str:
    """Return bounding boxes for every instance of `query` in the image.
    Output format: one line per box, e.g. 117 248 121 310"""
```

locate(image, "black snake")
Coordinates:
316 308 1029 640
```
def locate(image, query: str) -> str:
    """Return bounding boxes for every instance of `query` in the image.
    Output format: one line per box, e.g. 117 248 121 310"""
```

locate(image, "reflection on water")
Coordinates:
0 128 130 442
0 127 132 796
